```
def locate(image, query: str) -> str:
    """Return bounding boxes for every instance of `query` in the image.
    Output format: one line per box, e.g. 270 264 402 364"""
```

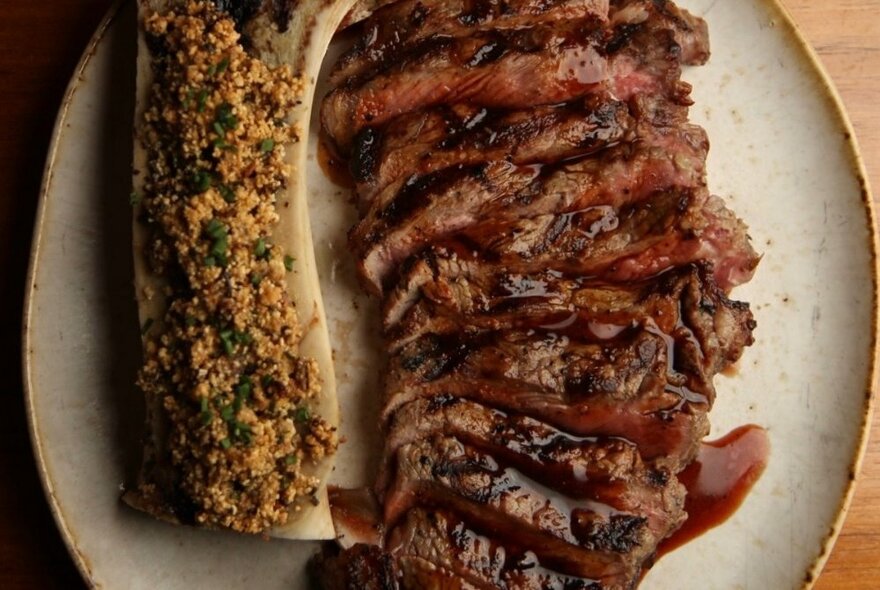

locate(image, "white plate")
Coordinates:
23 1 877 588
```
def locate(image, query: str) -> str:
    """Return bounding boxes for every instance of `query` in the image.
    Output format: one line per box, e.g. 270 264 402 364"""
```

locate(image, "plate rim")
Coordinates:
22 1 126 587
20 1 878 588
766 1 879 586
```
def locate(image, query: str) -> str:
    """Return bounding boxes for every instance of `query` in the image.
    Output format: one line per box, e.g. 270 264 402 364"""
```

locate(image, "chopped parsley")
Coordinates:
191 168 214 193
254 237 268 259
204 219 229 266
215 102 238 130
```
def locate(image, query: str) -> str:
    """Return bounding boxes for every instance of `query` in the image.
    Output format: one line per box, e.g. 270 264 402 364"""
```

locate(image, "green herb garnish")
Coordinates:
220 438 232 450
205 219 225 238
215 103 238 130
191 168 213 193
219 328 235 355
220 404 235 421
235 376 252 405
204 220 229 266
259 138 275 154
295 407 310 423
284 255 295 271
199 397 213 425
284 454 297 466
218 183 236 203
254 237 268 259
196 89 209 113
129 191 141 206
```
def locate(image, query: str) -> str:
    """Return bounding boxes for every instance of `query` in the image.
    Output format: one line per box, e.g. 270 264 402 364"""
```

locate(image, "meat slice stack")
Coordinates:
316 0 759 588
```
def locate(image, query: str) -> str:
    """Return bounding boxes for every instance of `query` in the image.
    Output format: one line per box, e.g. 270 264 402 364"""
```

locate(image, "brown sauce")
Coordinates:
317 131 354 189
657 425 770 558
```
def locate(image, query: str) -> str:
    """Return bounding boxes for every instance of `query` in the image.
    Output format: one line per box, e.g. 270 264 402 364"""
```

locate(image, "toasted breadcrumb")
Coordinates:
135 1 336 534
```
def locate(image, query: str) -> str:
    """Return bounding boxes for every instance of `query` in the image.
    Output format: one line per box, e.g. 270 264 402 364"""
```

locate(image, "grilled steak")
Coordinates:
317 0 758 588
332 0 612 87
352 123 711 293
349 95 634 209
323 20 609 147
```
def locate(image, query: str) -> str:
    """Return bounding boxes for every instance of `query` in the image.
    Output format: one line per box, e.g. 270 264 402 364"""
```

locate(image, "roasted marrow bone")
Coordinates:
125 0 355 539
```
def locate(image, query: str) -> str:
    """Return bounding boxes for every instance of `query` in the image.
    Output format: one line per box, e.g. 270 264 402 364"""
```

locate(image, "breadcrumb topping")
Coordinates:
135 1 336 534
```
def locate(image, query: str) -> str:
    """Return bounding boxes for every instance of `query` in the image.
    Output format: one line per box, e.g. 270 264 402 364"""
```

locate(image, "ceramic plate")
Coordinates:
23 1 877 588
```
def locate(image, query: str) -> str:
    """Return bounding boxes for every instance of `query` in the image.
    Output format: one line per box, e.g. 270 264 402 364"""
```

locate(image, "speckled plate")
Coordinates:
22 1 877 588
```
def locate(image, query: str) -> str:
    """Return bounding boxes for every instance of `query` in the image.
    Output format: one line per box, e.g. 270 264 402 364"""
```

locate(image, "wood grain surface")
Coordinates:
0 1 876 588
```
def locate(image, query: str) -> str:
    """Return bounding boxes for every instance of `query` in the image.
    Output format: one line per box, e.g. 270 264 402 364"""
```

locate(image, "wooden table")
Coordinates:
0 1 876 587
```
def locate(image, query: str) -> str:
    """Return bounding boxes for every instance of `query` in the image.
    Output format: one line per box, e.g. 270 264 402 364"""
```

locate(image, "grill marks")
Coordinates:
350 123 712 292
332 0 611 86
319 0 756 588
350 95 634 209
322 21 609 147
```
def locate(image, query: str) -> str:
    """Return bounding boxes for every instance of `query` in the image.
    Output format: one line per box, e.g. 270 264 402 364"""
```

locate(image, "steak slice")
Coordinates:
326 0 706 151
383 188 758 300
381 326 712 468
388 319 718 402
386 261 754 370
332 0 612 87
349 95 634 209
388 434 685 554
454 189 758 290
383 378 708 469
353 123 709 294
322 21 608 148
383 399 692 517
388 508 608 588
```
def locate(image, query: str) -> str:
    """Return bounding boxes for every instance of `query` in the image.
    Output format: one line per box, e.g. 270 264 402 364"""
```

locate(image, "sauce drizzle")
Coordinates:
658 424 770 558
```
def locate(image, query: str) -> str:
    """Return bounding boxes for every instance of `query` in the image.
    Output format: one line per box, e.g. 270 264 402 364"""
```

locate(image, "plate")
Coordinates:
23 1 877 588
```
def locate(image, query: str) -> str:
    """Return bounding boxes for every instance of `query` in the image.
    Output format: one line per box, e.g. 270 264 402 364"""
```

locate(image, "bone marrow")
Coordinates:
125 0 339 538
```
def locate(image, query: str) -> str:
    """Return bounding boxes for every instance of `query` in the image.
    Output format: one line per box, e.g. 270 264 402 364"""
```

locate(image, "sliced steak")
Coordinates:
381 326 712 468
322 21 608 148
384 399 692 519
389 504 620 586
315 2 759 588
387 322 717 409
384 377 708 469
354 123 709 294
387 261 754 368
350 95 634 209
458 189 758 290
385 188 758 297
332 0 612 87
387 435 685 559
